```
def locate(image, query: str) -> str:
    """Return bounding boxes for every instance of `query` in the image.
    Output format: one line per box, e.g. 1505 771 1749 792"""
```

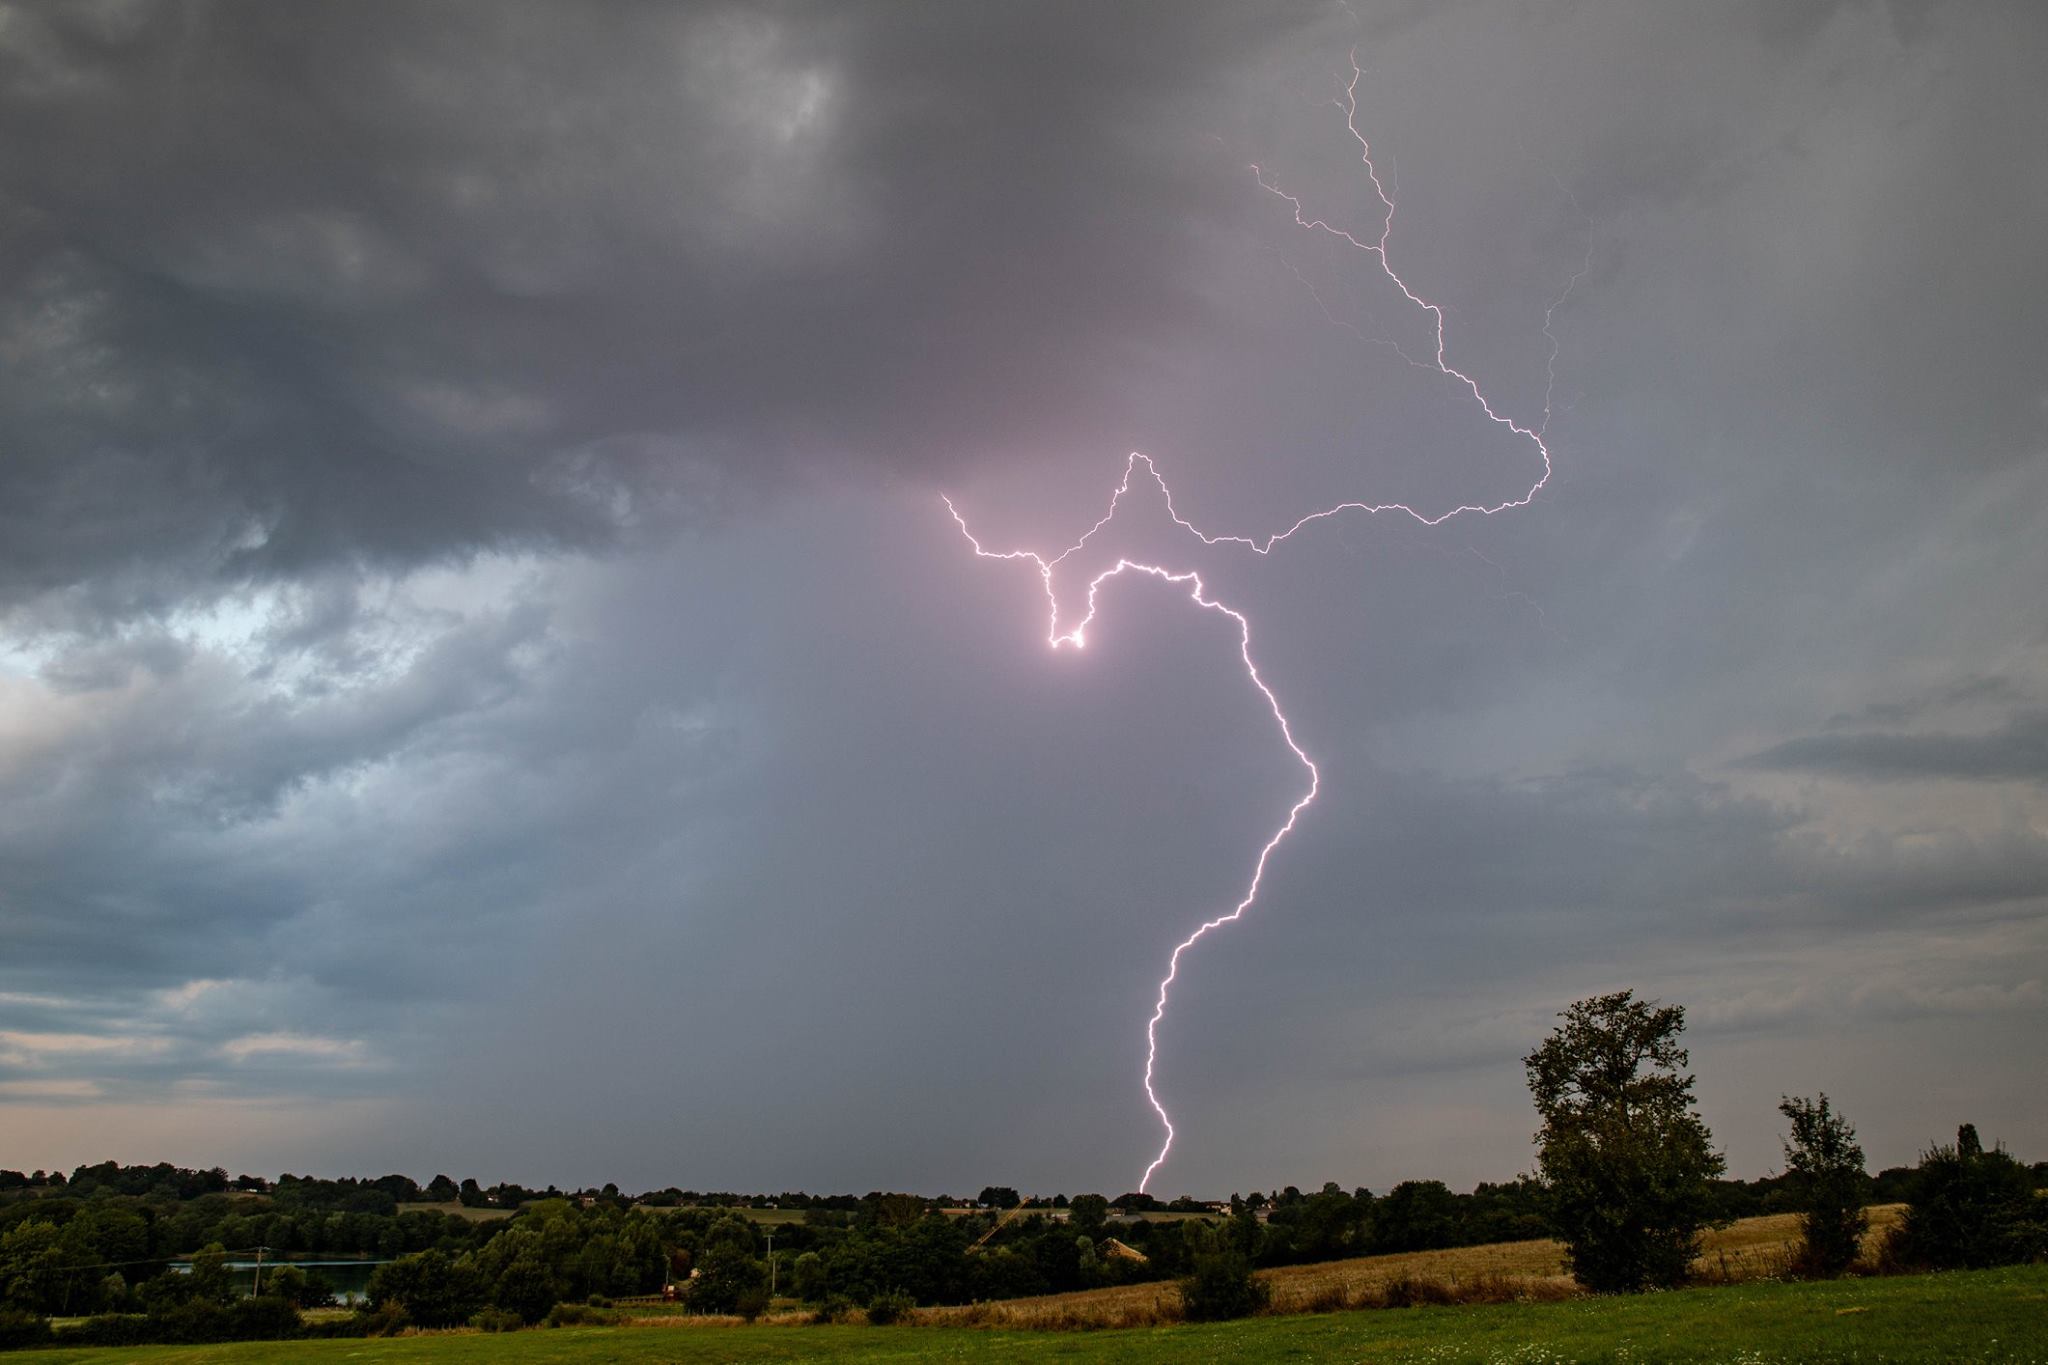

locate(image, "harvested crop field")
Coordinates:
915 1204 1907 1328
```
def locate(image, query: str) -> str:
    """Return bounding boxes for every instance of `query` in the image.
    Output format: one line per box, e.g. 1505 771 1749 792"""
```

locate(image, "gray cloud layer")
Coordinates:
4 0 2046 1195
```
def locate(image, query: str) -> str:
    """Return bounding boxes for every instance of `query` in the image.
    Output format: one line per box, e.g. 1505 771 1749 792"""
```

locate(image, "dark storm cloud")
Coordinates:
1747 710 2048 785
0 0 1315 619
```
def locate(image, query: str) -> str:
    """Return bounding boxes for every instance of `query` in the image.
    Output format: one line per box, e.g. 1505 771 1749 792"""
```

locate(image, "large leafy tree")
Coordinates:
1524 990 1725 1292
365 1248 485 1328
689 1244 766 1314
1066 1195 1110 1237
1779 1093 1868 1277
1373 1180 1459 1254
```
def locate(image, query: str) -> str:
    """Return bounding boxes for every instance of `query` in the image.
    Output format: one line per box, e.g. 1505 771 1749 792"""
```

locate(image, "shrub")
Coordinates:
1377 1273 1456 1309
301 1313 381 1340
357 1301 412 1337
152 1299 232 1344
226 1294 303 1341
61 1314 156 1347
1891 1124 2047 1270
542 1301 620 1327
470 1307 523 1333
734 1287 771 1322
1178 1251 1270 1322
0 1311 52 1350
865 1289 916 1325
810 1293 857 1324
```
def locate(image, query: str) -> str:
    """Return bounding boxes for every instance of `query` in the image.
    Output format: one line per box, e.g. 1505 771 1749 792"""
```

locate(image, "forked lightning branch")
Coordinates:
946 50 1585 1193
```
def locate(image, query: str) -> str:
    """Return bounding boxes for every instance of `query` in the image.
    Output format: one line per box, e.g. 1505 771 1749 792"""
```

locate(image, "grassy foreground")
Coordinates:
11 1263 2048 1365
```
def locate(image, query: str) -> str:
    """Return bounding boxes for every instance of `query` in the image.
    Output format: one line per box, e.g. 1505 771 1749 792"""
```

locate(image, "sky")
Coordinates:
2 0 2045 1201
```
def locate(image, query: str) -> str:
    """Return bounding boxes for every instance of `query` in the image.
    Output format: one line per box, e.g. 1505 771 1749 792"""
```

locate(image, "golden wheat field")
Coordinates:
910 1204 1907 1329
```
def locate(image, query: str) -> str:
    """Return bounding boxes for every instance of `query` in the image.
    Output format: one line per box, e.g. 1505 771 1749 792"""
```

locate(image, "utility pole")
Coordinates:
764 1229 776 1296
252 1245 265 1297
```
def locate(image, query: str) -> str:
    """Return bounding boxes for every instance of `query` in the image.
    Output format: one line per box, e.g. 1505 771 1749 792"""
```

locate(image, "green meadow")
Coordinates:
13 1263 2047 1365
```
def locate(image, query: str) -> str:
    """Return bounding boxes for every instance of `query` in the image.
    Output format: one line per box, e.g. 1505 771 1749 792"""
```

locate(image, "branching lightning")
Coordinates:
945 48 1584 1193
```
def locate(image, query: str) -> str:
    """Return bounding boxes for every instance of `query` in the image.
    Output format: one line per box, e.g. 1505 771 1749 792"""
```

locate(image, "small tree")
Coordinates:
491 1250 561 1325
185 1244 236 1307
260 1264 310 1307
1075 1234 1100 1281
300 1269 338 1308
1223 1200 1264 1260
1778 1093 1868 1277
790 1251 827 1303
1525 990 1725 1292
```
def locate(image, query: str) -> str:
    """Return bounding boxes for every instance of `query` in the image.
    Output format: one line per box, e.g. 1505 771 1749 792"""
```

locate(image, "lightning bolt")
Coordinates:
945 48 1584 1193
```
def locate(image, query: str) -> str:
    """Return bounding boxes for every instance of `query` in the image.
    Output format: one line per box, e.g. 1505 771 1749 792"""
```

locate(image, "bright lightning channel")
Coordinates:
945 48 1583 1194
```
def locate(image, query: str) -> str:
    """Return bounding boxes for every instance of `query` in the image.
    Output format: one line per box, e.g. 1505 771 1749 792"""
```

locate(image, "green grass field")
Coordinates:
408 1203 515 1223
11 1263 2046 1364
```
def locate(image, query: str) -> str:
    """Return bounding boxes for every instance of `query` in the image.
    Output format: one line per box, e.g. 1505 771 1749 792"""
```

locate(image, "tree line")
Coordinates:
1520 990 2045 1293
3 988 2043 1344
